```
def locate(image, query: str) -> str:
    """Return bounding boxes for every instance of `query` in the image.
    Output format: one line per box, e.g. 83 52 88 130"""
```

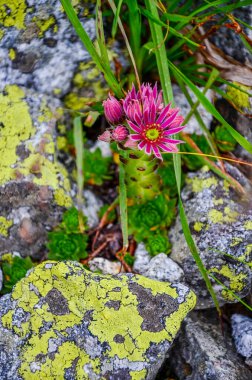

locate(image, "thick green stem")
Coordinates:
119 161 128 250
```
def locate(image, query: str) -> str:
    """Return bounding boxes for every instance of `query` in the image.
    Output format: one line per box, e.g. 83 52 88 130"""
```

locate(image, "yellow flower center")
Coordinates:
144 124 162 141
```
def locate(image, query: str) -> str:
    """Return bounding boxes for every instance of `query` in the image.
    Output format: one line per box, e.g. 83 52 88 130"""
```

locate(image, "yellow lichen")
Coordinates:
56 136 68 151
187 174 217 193
8 48 16 60
0 0 27 29
210 265 247 301
208 207 238 224
244 221 252 230
193 222 204 232
0 217 13 237
226 82 251 110
54 188 72 207
31 15 56 37
1 261 196 379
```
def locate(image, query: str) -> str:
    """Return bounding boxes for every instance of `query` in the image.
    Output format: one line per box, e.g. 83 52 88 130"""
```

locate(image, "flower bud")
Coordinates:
103 95 123 124
124 137 138 149
112 125 129 142
98 130 111 143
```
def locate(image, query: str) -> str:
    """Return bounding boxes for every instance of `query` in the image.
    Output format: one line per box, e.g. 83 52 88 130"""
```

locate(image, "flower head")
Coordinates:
98 130 112 143
123 83 185 159
103 94 124 124
111 125 129 142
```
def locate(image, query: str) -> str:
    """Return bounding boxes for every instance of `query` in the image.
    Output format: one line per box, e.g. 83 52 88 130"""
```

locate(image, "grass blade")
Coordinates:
73 116 84 207
60 0 123 97
144 0 220 313
119 160 128 250
112 0 123 38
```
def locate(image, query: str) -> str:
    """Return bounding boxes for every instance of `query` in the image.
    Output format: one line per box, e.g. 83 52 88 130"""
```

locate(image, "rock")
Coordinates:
170 315 252 380
0 86 72 259
210 6 252 65
232 314 252 366
133 242 151 274
89 258 124 275
90 140 112 158
170 166 252 308
143 254 185 283
0 0 96 97
82 189 103 228
0 260 196 380
173 84 213 135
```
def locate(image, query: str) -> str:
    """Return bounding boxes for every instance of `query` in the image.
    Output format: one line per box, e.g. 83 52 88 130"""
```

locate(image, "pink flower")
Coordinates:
103 94 124 124
98 130 111 143
111 125 129 142
123 83 185 159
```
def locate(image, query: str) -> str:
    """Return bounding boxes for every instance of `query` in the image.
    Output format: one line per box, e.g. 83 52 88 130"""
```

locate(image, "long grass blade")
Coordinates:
60 0 123 97
73 116 84 207
144 0 220 313
119 161 128 250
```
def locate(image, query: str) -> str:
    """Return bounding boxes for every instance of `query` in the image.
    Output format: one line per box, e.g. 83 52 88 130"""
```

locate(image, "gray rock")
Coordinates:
232 314 252 366
173 84 213 135
0 87 72 259
0 260 196 380
170 166 252 308
210 6 252 65
170 315 252 380
89 257 124 275
82 189 103 228
133 242 151 274
0 0 96 97
142 254 185 283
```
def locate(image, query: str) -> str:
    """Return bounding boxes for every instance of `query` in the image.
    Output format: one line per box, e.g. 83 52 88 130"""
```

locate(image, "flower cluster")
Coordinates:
100 83 185 160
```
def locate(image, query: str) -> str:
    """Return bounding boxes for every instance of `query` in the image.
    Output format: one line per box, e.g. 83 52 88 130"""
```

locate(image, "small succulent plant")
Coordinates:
84 148 112 186
213 125 237 152
145 232 172 257
47 207 88 262
1 254 34 294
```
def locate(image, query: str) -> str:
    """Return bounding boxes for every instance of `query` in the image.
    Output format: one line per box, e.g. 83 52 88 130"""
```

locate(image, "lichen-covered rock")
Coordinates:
0 0 96 98
232 314 252 366
0 85 72 259
170 166 252 308
0 260 196 380
170 315 252 380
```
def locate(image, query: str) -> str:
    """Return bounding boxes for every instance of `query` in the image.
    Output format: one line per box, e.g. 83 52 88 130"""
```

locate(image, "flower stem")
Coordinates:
119 158 128 250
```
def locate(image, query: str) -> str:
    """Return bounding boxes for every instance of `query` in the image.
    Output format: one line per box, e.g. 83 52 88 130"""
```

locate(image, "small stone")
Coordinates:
0 260 196 379
89 258 124 275
82 189 103 228
90 140 112 158
133 242 151 273
231 314 252 362
143 254 184 283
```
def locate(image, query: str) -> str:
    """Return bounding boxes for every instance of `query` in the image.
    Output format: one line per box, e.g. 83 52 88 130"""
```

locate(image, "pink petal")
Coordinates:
153 82 158 99
156 103 171 124
160 137 184 144
145 143 152 155
138 140 146 150
161 110 179 129
163 126 185 135
158 143 175 152
152 145 162 160
149 101 156 123
143 108 149 125
130 134 142 141
127 120 141 133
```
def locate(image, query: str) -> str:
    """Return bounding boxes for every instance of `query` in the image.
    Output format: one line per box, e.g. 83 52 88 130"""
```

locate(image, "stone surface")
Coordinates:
173 84 213 135
139 254 184 283
232 314 252 366
170 166 252 308
133 243 151 274
82 189 103 228
0 260 196 380
0 0 96 97
0 86 72 259
170 314 252 380
89 257 124 275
